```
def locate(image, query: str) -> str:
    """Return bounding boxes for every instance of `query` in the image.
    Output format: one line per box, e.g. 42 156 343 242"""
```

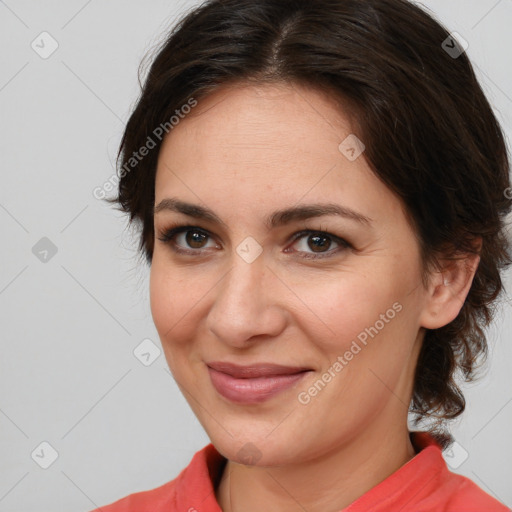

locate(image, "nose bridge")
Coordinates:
217 230 268 300
207 246 284 344
218 248 267 314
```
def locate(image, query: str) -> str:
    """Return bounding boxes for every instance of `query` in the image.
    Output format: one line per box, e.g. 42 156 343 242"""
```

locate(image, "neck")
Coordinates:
215 420 416 512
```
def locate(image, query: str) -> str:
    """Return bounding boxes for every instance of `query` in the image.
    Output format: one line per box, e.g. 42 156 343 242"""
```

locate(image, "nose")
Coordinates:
206 254 287 349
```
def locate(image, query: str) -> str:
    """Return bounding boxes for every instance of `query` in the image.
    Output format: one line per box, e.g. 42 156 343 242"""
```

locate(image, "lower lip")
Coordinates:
208 368 310 404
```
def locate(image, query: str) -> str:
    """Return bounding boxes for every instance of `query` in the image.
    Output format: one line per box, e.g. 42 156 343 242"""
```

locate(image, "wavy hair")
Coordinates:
108 0 512 447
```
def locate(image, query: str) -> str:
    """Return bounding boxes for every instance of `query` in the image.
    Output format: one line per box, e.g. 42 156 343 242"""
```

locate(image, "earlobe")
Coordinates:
419 251 481 330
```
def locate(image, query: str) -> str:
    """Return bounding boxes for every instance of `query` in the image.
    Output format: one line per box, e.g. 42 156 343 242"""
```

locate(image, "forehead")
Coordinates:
157 82 356 184
154 82 404 229
166 82 353 148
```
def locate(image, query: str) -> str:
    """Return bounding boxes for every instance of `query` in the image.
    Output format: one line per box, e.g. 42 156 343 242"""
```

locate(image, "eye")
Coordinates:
286 230 351 259
157 224 352 260
157 225 218 255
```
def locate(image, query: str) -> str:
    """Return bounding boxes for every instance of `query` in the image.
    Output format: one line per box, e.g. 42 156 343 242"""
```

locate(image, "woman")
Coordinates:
93 0 512 510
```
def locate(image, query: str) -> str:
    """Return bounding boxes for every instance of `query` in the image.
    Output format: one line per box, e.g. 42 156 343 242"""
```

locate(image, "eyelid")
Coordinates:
156 223 351 258
157 224 219 249
285 229 351 258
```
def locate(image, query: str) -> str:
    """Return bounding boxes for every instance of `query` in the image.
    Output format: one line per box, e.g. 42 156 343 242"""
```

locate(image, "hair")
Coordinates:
108 0 512 447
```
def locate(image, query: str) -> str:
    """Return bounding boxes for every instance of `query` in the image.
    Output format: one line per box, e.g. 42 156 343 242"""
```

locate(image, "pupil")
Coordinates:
183 231 331 252
187 230 206 248
309 235 329 252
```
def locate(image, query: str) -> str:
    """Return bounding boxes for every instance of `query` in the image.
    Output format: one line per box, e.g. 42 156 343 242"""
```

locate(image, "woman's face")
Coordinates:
150 82 432 465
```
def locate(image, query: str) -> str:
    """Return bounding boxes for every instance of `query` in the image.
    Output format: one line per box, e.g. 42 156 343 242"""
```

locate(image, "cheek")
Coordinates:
149 257 201 344
149 260 171 333
149 261 200 377
290 270 408 354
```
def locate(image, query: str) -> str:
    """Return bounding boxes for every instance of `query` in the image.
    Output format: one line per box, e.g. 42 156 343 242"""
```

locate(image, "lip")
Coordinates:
207 361 312 404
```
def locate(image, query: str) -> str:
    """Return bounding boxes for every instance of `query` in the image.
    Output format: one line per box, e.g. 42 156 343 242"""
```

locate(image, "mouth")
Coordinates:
206 361 313 404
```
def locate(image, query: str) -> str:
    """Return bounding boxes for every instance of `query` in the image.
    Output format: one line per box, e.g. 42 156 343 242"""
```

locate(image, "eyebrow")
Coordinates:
154 197 372 228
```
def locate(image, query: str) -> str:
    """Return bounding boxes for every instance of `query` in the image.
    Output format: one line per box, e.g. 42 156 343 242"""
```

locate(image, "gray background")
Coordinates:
0 1 511 511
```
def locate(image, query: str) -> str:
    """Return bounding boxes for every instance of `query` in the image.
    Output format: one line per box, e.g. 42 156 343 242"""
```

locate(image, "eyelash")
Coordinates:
156 223 352 260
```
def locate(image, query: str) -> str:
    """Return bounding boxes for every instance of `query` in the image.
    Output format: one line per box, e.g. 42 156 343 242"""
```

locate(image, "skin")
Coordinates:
150 82 480 511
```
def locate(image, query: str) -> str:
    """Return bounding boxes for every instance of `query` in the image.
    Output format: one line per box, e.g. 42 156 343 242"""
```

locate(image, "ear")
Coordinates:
419 242 481 330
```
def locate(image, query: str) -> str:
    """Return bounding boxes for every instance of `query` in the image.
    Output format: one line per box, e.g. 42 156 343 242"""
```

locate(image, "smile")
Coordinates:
206 362 313 404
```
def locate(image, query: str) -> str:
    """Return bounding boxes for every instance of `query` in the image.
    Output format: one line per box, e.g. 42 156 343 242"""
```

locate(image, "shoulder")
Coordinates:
439 471 510 512
409 432 510 511
88 443 225 512
89 477 178 512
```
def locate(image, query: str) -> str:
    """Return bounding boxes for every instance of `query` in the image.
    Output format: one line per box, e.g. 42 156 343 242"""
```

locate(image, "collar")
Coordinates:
174 431 445 512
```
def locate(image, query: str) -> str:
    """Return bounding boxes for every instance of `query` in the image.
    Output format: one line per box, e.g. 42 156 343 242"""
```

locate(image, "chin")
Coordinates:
204 424 305 467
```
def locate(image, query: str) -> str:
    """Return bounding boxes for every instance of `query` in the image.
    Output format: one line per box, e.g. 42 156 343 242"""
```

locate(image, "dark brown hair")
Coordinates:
109 0 512 446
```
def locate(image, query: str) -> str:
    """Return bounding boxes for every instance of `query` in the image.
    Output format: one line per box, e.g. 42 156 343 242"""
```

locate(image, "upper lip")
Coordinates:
207 361 312 378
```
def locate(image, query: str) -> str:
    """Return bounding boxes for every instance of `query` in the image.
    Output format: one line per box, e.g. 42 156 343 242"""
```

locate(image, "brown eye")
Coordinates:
157 225 218 254
288 230 351 260
184 229 209 249
306 234 332 252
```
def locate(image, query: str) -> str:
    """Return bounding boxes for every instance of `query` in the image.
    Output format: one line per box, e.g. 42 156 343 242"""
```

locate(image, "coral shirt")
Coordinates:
92 432 509 511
